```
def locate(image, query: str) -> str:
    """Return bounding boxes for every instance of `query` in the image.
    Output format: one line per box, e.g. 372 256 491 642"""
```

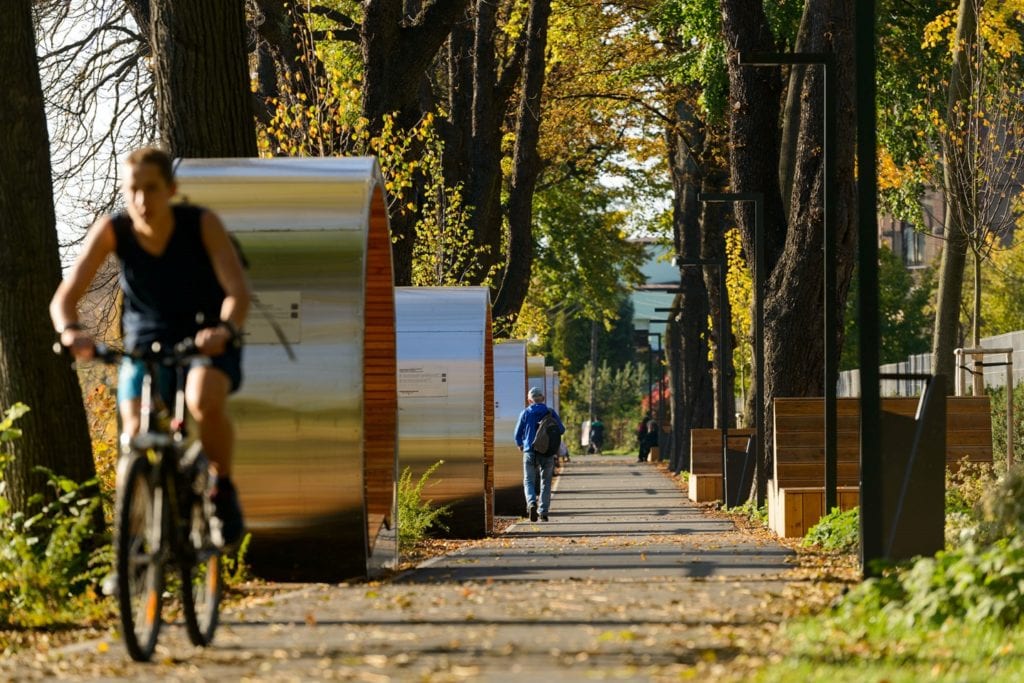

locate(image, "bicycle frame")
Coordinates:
128 350 212 557
74 340 221 660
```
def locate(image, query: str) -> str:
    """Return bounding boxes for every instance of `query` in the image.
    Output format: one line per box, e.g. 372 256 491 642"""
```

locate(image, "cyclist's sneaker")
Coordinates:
209 477 245 550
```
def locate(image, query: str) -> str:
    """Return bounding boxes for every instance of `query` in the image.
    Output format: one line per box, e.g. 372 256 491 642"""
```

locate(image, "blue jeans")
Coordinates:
523 450 555 515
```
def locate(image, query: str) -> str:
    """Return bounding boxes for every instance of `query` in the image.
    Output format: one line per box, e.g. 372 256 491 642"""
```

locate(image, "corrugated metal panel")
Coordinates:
395 287 493 537
493 340 527 515
175 157 397 581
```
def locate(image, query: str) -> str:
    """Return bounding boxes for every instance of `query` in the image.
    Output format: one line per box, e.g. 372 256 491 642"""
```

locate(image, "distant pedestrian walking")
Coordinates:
588 418 605 454
514 386 565 522
637 413 652 463
643 419 660 462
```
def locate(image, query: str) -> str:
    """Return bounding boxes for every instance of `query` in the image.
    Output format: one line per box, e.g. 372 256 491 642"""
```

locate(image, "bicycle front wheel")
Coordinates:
115 453 164 662
180 497 222 646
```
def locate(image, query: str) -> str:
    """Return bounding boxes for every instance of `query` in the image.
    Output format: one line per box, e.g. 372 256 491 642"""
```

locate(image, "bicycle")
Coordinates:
63 340 223 661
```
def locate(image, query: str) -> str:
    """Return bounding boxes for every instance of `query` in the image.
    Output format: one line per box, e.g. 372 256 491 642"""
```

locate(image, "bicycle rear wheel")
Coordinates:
180 497 222 646
115 453 165 662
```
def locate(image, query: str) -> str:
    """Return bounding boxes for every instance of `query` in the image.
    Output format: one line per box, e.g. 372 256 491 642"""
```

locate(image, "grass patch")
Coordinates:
758 620 1024 682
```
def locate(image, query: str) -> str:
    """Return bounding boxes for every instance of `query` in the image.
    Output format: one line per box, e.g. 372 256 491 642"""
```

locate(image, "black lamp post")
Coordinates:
738 51 839 512
855 1 883 578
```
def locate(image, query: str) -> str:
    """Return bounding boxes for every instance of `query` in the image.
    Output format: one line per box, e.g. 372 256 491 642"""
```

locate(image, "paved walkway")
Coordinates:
409 456 791 582
5 456 798 682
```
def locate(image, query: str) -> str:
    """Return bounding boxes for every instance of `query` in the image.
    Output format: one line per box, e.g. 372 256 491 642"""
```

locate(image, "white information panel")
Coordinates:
245 291 302 345
398 364 450 398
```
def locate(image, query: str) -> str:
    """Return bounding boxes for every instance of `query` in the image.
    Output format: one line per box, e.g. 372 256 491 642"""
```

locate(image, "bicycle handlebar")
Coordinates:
53 338 203 366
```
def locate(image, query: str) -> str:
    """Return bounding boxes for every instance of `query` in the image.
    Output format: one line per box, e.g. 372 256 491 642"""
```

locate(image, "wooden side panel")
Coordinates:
774 487 861 538
363 186 397 551
689 428 756 475
483 308 494 534
773 396 994 490
802 490 823 534
839 489 860 509
783 491 804 537
687 474 722 502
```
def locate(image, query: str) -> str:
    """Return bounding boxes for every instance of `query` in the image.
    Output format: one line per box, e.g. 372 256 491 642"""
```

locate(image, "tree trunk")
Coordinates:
701 188 735 431
151 0 257 158
361 0 471 285
251 1 333 130
764 0 857 421
721 0 858 487
777 1 812 218
444 13 475 180
665 99 714 473
0 0 95 512
467 0 521 278
439 0 530 285
492 0 552 318
932 0 979 390
972 248 984 395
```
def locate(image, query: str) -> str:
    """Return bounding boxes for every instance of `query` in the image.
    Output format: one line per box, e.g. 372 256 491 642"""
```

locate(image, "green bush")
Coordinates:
945 458 996 518
725 498 768 526
971 462 1024 546
803 506 859 553
0 403 110 627
836 537 1024 629
397 460 452 551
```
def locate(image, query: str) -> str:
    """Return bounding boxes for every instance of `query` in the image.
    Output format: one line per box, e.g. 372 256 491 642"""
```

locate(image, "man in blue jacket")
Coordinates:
514 386 565 522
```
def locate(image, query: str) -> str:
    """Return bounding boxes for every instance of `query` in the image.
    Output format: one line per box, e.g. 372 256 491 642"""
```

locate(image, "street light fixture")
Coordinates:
738 51 839 512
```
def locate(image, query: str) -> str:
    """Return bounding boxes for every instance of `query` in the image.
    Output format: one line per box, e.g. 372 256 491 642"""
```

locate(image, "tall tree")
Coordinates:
151 0 257 156
492 0 554 317
0 0 95 511
664 97 714 472
930 0 1024 389
932 0 979 390
720 0 858 496
360 0 471 284
439 0 528 280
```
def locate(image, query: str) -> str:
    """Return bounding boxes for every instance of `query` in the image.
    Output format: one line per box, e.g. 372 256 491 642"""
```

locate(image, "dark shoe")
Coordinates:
210 477 245 550
540 514 549 522
529 504 538 522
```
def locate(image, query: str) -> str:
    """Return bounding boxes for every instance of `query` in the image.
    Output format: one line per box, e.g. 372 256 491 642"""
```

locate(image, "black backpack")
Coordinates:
532 410 561 457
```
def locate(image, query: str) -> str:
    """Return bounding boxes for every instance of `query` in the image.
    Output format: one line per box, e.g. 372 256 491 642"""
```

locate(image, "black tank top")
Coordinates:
113 204 225 351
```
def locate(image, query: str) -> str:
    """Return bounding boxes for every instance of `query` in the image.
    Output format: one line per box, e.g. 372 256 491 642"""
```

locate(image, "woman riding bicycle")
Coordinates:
50 146 250 549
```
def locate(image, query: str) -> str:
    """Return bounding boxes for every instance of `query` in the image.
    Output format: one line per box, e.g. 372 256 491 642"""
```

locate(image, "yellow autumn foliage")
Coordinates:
923 1 1024 59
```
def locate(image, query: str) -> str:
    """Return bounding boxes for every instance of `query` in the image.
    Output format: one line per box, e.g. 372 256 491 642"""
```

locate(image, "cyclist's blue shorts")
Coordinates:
117 347 243 406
